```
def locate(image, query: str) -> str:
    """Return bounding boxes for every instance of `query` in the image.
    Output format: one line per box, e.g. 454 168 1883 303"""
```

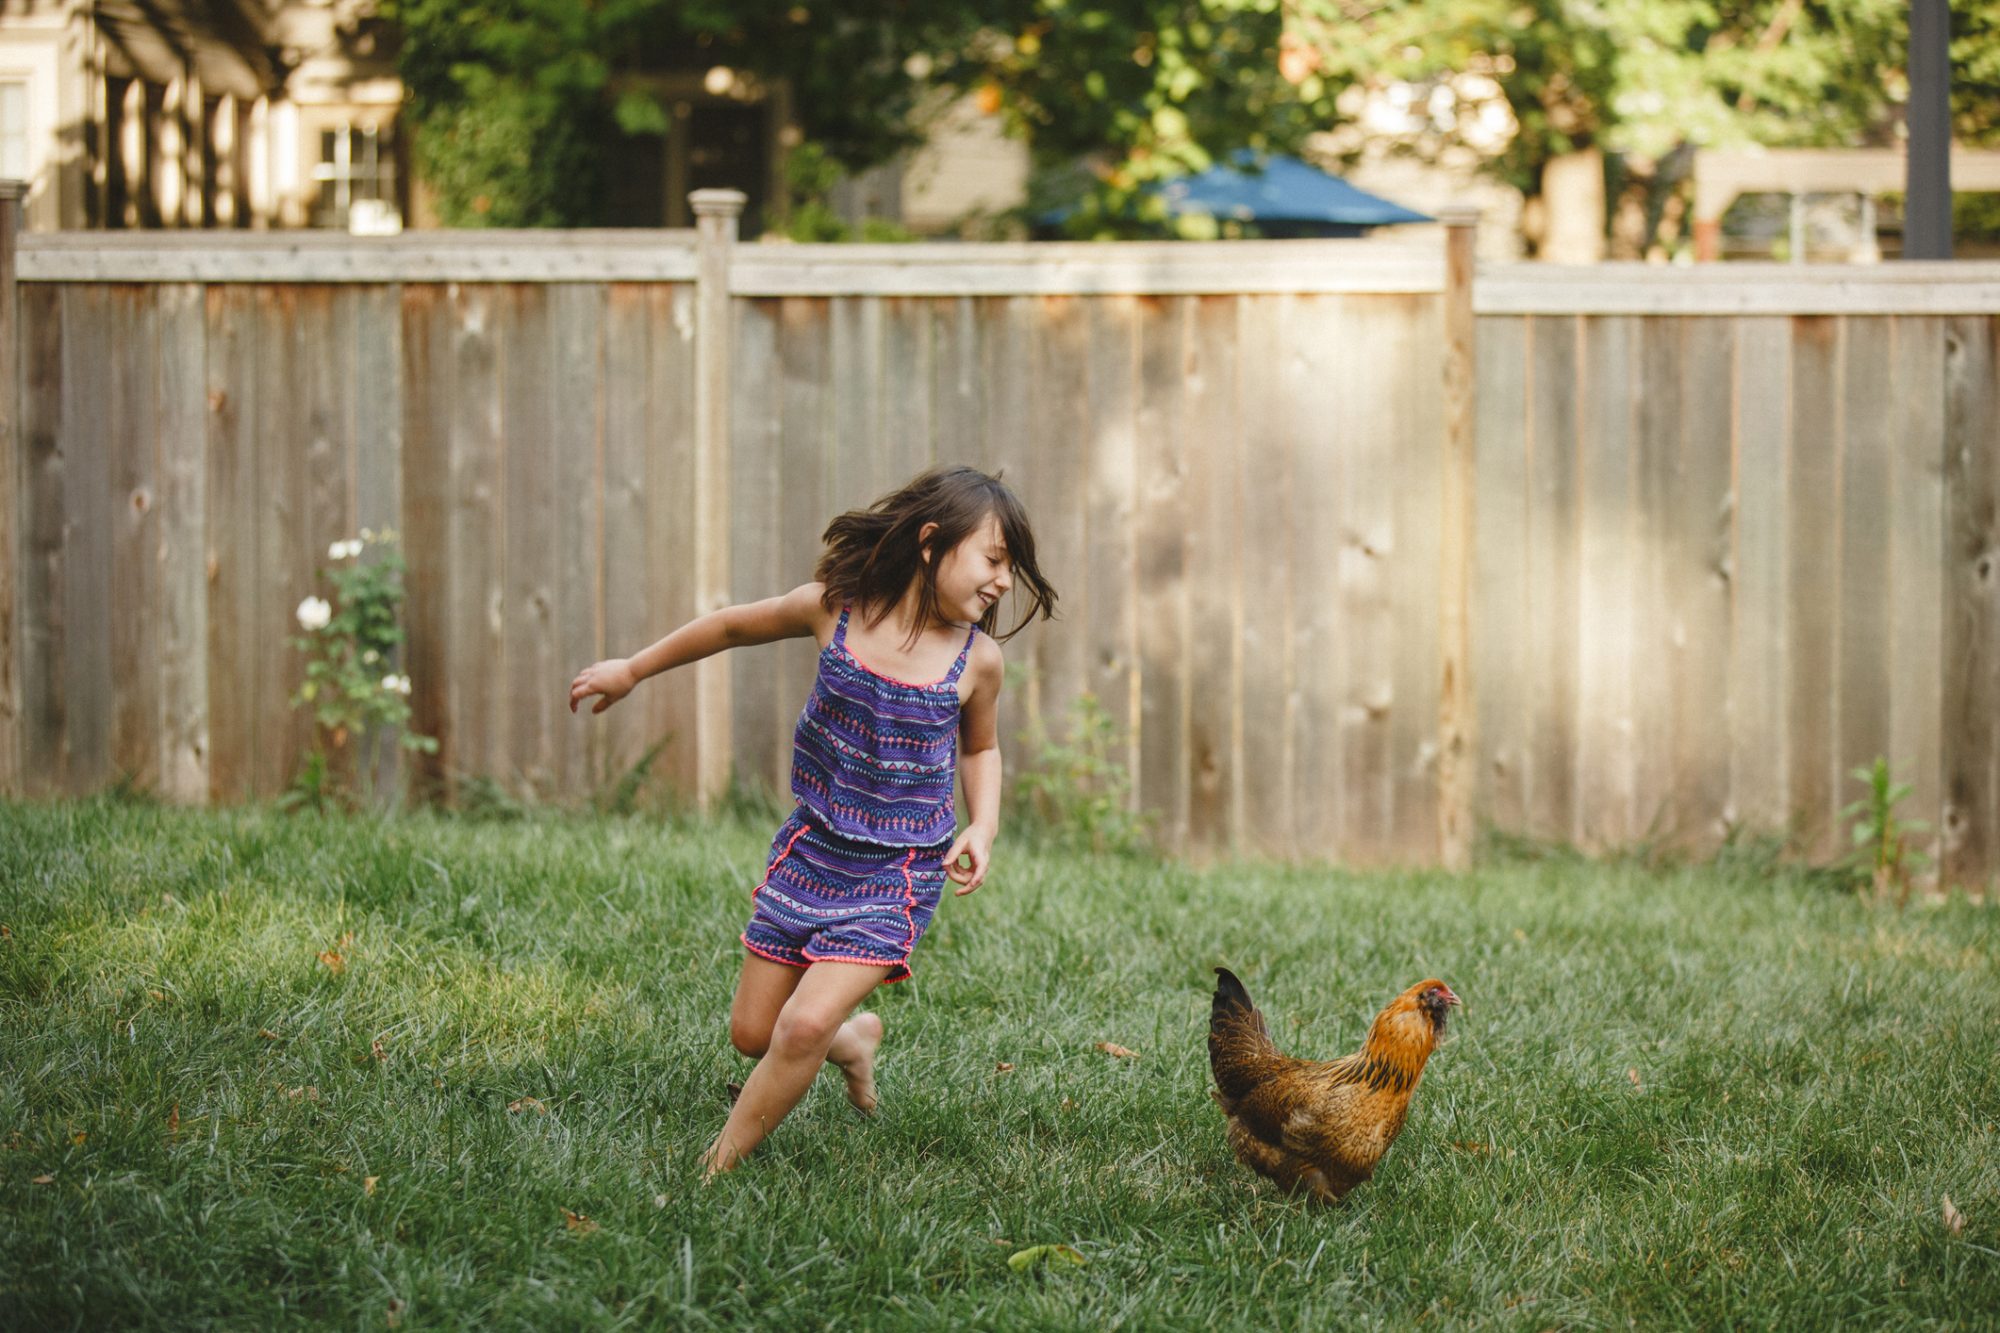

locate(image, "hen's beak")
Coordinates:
1441 985 1462 1007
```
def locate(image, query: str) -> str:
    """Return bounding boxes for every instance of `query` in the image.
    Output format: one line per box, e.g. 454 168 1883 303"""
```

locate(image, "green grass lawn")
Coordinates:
2 798 1996 1330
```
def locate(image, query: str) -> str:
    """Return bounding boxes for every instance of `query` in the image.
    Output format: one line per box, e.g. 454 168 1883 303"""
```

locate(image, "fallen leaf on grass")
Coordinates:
32 1174 53 1185
1008 1244 1086 1272
364 1176 379 1196
1627 1068 1642 1088
562 1208 598 1235
259 1029 281 1041
317 950 346 976
148 989 165 1002
1943 1195 1965 1236
1096 1042 1139 1059
71 1131 86 1146
285 1086 320 1103
990 1237 1013 1247
1451 1140 1489 1155
1 925 12 939
654 1194 668 1209
508 1096 548 1116
995 1062 1015 1073
386 1297 406 1328
371 1038 387 1063
1512 928 1528 943
167 1103 180 1133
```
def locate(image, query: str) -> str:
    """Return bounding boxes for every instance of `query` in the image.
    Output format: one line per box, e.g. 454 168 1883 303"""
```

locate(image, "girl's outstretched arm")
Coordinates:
943 635 1005 894
569 582 831 714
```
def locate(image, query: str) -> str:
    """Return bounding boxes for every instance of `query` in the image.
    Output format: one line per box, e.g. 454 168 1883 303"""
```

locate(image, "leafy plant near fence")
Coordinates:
1012 691 1153 855
1842 756 1931 904
284 531 436 811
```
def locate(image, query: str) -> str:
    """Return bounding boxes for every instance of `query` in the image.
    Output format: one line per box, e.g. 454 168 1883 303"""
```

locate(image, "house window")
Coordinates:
1 79 28 182
311 122 397 230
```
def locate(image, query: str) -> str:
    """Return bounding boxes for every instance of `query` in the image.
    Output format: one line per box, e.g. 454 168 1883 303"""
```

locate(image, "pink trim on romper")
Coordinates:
752 821 812 901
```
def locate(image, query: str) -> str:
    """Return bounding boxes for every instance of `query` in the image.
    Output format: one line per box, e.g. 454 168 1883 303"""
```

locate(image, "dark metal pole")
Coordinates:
1905 0 1952 259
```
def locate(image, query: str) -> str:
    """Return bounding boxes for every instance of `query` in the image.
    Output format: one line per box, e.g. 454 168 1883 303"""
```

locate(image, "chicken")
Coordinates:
1208 967 1460 1202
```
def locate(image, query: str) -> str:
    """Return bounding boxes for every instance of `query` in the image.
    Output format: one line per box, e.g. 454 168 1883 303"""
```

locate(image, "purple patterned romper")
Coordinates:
741 607 978 983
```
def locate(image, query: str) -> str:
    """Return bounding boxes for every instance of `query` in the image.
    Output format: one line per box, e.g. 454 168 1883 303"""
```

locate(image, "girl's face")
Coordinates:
927 513 1013 625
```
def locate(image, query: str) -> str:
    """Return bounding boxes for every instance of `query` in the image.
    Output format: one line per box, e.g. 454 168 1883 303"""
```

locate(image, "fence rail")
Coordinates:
3 183 1997 885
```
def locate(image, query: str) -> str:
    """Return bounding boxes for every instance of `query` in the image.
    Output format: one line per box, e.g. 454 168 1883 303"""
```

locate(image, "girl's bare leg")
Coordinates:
704 961 886 1177
727 954 880 1112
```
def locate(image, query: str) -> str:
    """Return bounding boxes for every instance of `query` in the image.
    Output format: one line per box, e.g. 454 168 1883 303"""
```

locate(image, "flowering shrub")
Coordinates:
287 530 436 807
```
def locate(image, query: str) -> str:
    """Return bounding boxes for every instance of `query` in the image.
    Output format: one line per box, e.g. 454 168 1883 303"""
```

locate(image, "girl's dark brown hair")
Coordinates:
816 465 1058 645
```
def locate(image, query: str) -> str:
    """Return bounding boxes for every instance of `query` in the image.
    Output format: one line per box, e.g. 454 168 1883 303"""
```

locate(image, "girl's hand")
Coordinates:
569 658 637 714
942 824 994 895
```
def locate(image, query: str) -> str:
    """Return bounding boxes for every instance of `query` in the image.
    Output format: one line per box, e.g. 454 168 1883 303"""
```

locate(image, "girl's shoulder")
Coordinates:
965 627 1004 683
780 582 839 645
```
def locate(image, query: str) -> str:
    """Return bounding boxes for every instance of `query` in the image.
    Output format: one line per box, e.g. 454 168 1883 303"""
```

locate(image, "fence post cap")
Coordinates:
0 179 27 201
1435 204 1482 227
689 188 748 218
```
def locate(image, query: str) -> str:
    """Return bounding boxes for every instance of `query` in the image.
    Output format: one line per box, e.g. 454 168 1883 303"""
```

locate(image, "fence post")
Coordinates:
1437 206 1480 872
690 188 745 811
0 180 23 798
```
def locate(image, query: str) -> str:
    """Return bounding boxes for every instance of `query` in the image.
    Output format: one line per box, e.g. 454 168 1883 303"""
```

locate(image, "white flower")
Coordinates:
296 596 332 631
382 673 412 696
359 528 376 542
362 649 380 665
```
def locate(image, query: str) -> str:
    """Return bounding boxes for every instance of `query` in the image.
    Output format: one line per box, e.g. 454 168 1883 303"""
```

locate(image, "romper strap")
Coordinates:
943 624 979 686
832 605 851 648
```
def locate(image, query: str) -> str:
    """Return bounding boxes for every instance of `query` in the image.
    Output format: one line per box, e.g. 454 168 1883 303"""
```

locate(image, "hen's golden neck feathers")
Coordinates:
1360 980 1453 1080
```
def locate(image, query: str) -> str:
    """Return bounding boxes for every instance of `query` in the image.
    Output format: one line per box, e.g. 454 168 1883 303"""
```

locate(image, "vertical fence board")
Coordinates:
1838 318 1896 824
1941 316 1998 887
109 286 161 789
20 284 64 794
1135 295 1190 849
1631 317 1681 842
156 283 209 801
1286 294 1347 855
1029 296 1091 749
1890 317 1947 867
1788 316 1842 855
1390 293 1445 860
400 285 452 800
1181 296 1240 851
1576 316 1637 847
61 285 113 790
546 285 605 799
1730 318 1790 832
981 295 1037 779
298 287 355 782
598 285 655 788
651 284 701 799
1472 317 1529 837
1524 315 1580 841
729 298 782 789
445 284 503 793
353 284 406 801
1673 319 1736 849
1086 296 1140 789
1236 293 1294 857
882 297 934 479
500 285 556 797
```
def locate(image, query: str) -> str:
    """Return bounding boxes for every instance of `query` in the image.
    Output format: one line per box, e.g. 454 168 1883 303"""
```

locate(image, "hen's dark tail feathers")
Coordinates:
1209 966 1278 1100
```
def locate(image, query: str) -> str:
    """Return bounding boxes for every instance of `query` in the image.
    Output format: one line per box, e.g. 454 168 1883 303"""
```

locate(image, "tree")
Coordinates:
1289 0 2000 257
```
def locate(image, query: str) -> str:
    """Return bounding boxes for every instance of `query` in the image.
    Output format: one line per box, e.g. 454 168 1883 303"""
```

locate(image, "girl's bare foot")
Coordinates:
833 1012 883 1115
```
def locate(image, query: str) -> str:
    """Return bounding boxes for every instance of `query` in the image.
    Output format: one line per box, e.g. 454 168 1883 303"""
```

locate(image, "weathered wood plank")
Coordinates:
1237 293 1294 857
296 286 354 784
1183 295 1241 852
1027 295 1091 759
1085 295 1140 794
980 294 1037 783
1729 317 1791 833
501 284 557 798
353 283 407 802
729 297 783 790
109 286 161 790
1134 294 1190 850
772 297 831 794
829 296 887 511
1838 318 1896 827
61 284 113 791
1471 316 1529 836
445 284 504 794
933 296 983 470
1575 316 1637 848
1389 293 1446 861
156 283 210 802
881 296 935 479
1286 293 1347 855
1787 316 1842 855
599 285 657 790
546 283 605 799
1524 315 1580 842
203 287 259 800
650 284 701 800
1941 316 1998 888
1338 298 1403 855
1672 318 1736 851
399 287 453 801
1630 317 1681 843
19 283 65 795
1889 316 1947 869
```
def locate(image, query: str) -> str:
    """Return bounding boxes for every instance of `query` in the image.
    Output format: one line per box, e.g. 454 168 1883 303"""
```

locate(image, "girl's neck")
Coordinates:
869 581 954 643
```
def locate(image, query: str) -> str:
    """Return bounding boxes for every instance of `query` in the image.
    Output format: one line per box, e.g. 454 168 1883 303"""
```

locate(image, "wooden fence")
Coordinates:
3 184 1997 884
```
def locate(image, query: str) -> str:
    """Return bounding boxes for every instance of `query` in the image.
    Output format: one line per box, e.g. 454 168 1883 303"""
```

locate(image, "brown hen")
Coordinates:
1208 967 1459 1202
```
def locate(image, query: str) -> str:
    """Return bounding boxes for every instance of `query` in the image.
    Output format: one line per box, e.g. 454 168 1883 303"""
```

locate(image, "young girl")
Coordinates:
568 466 1056 1177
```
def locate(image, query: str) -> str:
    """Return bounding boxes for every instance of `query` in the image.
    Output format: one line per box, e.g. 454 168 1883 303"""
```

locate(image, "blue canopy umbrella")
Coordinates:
1155 153 1433 236
1040 152 1432 237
